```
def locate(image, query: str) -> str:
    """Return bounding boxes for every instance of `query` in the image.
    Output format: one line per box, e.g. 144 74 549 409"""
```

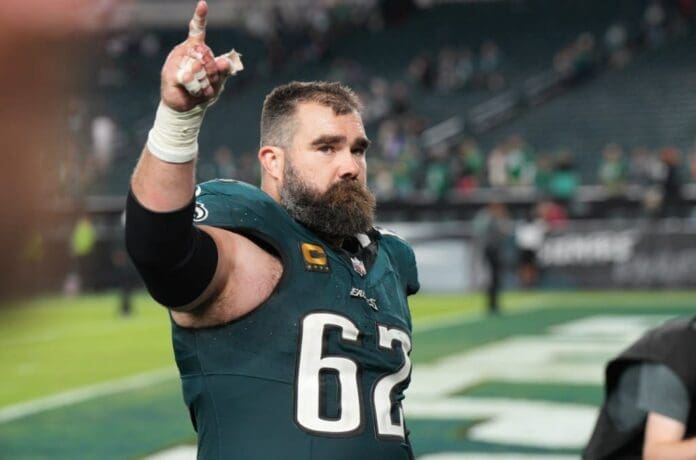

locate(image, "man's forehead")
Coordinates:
295 101 364 129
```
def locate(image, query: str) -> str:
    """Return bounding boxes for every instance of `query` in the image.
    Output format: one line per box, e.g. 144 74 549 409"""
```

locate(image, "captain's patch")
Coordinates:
300 242 331 273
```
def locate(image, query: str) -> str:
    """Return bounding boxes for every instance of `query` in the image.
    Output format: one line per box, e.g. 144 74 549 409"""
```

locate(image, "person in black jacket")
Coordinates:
583 316 696 459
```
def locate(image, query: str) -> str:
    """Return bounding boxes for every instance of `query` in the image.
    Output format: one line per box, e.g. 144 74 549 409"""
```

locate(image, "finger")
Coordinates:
176 56 195 85
192 44 219 84
199 77 214 97
188 0 208 42
194 69 207 83
183 78 202 96
214 49 244 76
178 59 206 96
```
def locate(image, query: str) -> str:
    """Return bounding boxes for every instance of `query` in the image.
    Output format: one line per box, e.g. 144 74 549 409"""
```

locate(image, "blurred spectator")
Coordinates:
436 47 460 92
456 47 475 89
688 145 696 181
65 215 98 296
424 144 450 200
598 142 627 196
408 53 437 90
487 144 508 187
92 114 117 174
553 46 576 80
644 1 667 47
452 138 484 193
514 209 546 288
505 135 536 186
554 32 598 84
377 119 405 161
676 0 696 23
362 78 392 123
536 199 568 229
534 154 554 195
473 202 511 314
604 22 631 68
370 161 397 200
392 156 418 198
389 81 412 115
573 32 598 80
659 146 683 217
110 247 134 316
547 151 580 207
478 40 505 91
628 145 656 186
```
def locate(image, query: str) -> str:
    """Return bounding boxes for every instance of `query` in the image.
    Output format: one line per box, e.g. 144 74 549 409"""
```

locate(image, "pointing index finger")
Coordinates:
188 0 207 41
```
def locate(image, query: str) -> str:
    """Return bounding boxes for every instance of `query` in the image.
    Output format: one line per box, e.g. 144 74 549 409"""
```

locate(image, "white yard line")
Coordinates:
0 367 178 424
419 455 577 460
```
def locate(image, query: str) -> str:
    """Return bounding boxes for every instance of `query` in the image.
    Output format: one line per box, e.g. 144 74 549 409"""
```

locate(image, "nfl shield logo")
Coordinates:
351 257 367 277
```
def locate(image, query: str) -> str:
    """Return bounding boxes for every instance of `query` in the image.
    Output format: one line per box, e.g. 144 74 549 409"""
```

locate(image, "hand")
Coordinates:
160 1 243 112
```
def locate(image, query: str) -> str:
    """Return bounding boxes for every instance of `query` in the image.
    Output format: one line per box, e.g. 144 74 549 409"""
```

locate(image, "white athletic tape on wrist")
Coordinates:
146 101 206 163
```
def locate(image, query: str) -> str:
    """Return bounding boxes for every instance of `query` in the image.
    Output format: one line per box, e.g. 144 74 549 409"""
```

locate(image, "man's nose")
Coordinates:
337 149 361 179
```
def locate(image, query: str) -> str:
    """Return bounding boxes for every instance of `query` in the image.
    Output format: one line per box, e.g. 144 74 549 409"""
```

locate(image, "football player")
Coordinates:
125 2 419 459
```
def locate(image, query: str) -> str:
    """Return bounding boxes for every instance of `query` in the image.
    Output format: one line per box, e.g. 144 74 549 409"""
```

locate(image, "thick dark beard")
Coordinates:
279 161 376 241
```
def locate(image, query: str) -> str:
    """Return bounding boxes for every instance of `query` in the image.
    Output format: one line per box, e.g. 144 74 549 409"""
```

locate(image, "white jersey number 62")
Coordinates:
295 312 412 439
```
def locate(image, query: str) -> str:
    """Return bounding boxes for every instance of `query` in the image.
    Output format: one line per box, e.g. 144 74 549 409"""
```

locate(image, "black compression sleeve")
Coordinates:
125 190 218 309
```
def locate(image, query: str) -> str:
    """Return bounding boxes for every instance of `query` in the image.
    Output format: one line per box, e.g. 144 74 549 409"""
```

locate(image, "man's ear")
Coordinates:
258 146 284 181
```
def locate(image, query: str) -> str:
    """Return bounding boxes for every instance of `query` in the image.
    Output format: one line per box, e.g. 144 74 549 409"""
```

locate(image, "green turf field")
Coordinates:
1 290 694 459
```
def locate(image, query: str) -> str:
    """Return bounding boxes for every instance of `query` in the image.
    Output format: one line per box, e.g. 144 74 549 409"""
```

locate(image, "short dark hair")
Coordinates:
260 81 362 148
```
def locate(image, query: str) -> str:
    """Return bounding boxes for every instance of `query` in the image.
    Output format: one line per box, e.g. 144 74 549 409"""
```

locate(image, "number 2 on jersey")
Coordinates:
295 312 412 439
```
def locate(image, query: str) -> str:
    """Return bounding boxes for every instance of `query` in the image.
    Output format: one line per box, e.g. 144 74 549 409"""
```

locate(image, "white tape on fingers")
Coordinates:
176 57 195 85
184 78 202 95
194 69 207 81
225 49 244 76
189 14 205 36
182 56 195 72
199 78 210 90
176 68 188 85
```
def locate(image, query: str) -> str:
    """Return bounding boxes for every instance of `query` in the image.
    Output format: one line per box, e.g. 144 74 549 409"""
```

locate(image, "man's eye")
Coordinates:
352 149 366 156
319 145 335 153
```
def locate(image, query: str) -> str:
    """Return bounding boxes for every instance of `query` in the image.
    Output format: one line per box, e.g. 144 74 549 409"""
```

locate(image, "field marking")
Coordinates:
144 446 197 460
0 367 178 424
407 396 597 448
407 314 671 450
419 455 577 460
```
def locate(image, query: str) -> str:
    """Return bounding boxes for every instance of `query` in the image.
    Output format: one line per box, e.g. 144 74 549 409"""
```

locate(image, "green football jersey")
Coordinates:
172 180 419 460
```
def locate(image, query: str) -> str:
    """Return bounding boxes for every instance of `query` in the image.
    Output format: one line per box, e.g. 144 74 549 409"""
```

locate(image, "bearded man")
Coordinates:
125 2 419 459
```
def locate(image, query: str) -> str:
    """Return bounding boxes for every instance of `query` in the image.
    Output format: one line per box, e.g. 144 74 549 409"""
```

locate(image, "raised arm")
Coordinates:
125 1 273 326
131 0 240 211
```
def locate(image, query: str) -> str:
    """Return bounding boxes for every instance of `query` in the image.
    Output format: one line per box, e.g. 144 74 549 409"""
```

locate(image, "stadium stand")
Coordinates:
32 0 696 295
76 0 682 195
